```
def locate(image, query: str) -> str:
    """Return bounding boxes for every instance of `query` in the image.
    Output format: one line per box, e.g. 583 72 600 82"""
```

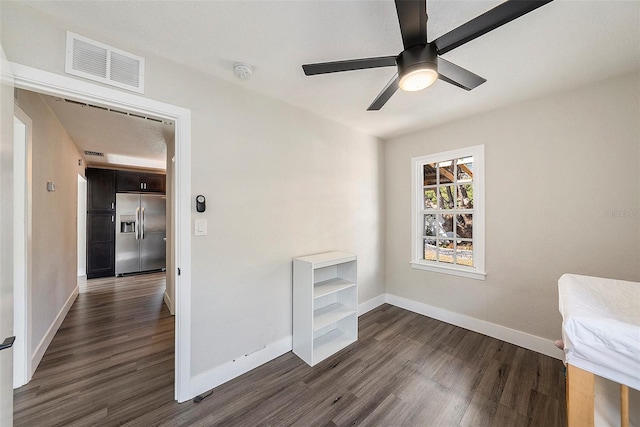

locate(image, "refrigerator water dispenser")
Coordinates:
120 215 136 233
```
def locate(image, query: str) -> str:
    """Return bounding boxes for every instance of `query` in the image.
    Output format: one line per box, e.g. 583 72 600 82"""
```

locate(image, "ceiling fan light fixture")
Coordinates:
396 44 439 92
399 66 438 92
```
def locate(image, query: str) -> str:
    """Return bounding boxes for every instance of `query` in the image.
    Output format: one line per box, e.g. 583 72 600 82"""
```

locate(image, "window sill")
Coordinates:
410 261 486 280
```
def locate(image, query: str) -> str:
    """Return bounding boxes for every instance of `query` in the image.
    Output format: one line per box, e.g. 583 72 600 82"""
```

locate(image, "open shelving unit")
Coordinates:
293 251 357 366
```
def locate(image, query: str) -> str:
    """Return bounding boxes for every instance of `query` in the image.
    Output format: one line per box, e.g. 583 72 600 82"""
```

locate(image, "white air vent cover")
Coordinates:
65 31 144 93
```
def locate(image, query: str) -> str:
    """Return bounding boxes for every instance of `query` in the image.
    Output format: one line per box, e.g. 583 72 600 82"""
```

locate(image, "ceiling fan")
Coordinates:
302 0 553 110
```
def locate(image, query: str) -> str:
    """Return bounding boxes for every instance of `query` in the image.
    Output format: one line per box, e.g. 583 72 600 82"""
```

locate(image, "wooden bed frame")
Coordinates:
566 364 631 427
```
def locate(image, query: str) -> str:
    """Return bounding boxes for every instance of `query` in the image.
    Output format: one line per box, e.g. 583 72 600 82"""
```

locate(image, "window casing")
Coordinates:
411 145 485 280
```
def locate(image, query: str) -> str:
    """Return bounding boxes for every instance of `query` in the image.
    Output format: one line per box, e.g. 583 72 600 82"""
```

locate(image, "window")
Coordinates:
411 145 485 280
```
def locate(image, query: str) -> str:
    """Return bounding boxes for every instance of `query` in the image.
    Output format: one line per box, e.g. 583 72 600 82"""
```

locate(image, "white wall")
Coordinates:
0 2 386 385
174 68 385 375
15 89 85 359
384 72 640 342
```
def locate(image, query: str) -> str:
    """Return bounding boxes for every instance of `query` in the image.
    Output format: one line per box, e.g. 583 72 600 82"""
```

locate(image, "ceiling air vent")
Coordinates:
65 31 145 94
84 150 105 157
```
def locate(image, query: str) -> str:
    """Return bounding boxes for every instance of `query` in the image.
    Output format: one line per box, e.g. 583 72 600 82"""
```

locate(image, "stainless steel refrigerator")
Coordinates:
115 193 166 275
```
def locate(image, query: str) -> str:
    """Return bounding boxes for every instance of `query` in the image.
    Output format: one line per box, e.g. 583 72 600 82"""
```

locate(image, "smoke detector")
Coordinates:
233 63 253 80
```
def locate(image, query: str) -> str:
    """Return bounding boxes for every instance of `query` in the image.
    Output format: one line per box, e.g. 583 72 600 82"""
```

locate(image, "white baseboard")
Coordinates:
163 290 175 315
358 294 386 316
190 335 293 399
188 292 561 402
31 286 79 373
189 295 389 400
385 294 562 360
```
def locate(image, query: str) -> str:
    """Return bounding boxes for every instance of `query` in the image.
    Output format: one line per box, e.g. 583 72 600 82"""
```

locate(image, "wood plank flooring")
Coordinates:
13 273 175 426
14 274 567 426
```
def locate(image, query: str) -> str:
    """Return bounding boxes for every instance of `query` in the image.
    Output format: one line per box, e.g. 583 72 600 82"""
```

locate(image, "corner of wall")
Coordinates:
189 336 292 400
31 285 78 374
358 293 387 316
163 290 174 315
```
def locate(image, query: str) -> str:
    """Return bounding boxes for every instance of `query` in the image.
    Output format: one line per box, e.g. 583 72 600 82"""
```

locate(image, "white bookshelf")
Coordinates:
293 251 357 366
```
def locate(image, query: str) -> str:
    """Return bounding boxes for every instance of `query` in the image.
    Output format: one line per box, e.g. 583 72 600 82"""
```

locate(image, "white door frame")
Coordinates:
10 62 193 402
77 174 87 278
13 104 32 388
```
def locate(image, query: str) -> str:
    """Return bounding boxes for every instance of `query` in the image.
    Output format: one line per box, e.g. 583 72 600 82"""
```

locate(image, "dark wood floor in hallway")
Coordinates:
14 273 567 426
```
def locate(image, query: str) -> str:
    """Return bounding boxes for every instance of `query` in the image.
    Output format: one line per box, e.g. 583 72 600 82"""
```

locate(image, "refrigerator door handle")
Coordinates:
135 207 140 240
141 207 145 239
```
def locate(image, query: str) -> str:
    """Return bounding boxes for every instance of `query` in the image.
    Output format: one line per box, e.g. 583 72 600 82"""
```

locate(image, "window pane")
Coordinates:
456 157 473 182
456 241 474 267
439 161 454 184
424 214 436 236
439 214 454 238
437 240 454 264
424 239 437 261
423 163 437 186
424 188 437 209
456 214 473 239
439 186 455 209
457 184 473 209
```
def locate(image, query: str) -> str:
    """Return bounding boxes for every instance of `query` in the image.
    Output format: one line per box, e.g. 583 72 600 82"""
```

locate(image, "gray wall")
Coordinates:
384 71 640 341
15 89 85 355
1 2 386 380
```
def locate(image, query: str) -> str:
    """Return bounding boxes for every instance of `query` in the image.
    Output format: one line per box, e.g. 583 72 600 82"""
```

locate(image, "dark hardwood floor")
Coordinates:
14 274 567 426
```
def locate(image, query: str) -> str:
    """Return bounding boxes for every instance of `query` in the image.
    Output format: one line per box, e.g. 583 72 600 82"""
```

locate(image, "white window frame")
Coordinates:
410 145 485 280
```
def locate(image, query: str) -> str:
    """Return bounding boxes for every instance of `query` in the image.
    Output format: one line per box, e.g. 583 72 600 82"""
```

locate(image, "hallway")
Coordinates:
13 273 174 425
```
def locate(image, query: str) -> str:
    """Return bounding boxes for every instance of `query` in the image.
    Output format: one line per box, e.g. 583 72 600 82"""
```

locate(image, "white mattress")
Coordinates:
558 274 640 391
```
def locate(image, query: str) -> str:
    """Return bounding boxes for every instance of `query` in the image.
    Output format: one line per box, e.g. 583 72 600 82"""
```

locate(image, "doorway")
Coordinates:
12 105 32 389
10 62 192 402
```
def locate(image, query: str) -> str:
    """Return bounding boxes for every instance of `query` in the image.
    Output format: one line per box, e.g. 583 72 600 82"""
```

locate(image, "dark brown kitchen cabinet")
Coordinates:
86 168 116 279
116 171 165 193
87 168 116 211
142 173 166 192
86 213 115 278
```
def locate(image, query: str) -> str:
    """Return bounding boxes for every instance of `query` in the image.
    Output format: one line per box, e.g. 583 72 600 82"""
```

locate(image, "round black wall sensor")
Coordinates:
196 195 206 212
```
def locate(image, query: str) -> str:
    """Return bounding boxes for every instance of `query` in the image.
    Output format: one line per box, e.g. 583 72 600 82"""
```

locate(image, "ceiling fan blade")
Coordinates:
303 56 397 76
367 74 400 111
395 0 427 49
437 58 486 91
434 0 553 55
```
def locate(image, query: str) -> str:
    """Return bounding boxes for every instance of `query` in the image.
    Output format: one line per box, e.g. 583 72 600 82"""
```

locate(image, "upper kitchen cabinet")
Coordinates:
116 171 166 193
87 168 116 211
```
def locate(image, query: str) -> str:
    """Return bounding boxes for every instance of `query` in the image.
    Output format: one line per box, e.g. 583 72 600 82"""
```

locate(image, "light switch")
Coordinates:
194 219 207 236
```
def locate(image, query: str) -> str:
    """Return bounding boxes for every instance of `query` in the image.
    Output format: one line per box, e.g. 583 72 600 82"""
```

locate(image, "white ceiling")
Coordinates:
36 92 173 170
24 0 640 140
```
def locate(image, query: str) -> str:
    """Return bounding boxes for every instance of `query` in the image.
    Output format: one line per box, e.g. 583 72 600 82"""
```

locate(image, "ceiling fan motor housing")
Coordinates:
396 44 439 91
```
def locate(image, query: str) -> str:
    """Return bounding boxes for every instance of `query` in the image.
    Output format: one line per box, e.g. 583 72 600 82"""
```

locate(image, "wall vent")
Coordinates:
84 151 105 157
65 31 145 94
60 98 170 124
